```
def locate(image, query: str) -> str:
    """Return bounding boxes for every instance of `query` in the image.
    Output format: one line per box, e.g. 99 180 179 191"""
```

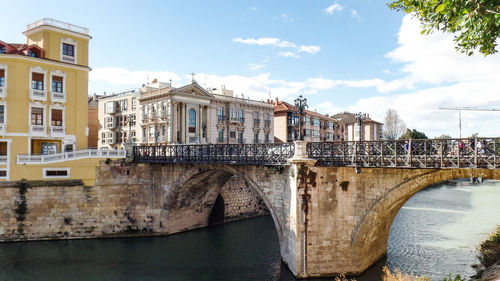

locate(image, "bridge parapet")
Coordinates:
133 143 295 165
307 137 499 168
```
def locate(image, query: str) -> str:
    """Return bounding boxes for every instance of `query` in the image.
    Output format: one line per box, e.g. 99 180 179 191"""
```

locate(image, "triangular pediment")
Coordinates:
173 82 212 97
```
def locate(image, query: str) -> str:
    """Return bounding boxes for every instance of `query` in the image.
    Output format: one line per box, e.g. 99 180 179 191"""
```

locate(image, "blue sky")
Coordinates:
2 0 500 137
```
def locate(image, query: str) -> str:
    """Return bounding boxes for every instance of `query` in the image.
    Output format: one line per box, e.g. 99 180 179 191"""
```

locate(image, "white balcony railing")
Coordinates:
27 18 89 35
30 89 47 101
0 87 5 98
30 124 46 136
50 125 65 137
0 123 5 135
0 155 7 164
61 55 75 64
51 92 65 103
17 148 126 164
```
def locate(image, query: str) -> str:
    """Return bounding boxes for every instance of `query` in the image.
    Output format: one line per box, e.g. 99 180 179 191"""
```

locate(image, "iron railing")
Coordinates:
17 149 126 164
307 138 500 168
133 143 295 165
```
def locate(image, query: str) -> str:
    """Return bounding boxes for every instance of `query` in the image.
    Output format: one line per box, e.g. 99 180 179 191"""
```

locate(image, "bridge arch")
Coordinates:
349 168 500 271
159 164 285 242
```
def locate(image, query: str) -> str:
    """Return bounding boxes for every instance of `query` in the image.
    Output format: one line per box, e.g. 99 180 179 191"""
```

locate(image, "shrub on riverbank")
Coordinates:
473 225 500 278
381 266 429 281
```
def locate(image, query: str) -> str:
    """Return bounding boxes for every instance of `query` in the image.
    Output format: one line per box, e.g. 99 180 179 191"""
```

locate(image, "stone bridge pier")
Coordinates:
98 142 500 279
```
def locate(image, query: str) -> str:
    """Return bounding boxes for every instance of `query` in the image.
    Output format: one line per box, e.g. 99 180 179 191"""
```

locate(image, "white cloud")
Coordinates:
325 3 344 14
351 10 361 21
233 37 320 57
299 45 320 54
90 67 180 86
232 37 296 48
247 63 266 71
278 51 299 58
281 13 294 23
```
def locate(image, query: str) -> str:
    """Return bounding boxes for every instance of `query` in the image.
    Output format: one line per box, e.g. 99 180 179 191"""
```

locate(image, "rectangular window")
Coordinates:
120 99 128 111
329 122 334 129
238 131 243 144
105 117 113 128
0 69 4 87
162 125 166 136
106 102 114 114
254 132 259 143
305 116 310 125
0 46 5 54
131 97 136 110
0 105 4 123
217 107 225 120
229 131 236 139
131 131 136 141
304 129 310 136
31 73 44 90
51 109 63 126
218 129 224 143
265 133 270 143
313 118 319 126
129 114 136 126
31 107 43 125
44 169 69 178
101 133 106 144
62 43 74 57
312 130 320 138
239 109 244 123
51 76 63 93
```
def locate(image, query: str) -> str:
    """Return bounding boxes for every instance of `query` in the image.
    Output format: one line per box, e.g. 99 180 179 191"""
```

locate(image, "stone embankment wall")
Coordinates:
220 175 269 222
0 163 270 242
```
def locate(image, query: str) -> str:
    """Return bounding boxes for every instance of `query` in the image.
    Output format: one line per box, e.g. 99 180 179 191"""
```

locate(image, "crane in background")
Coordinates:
439 102 500 138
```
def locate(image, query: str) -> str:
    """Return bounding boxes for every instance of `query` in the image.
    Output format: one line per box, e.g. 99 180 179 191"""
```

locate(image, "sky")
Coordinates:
2 0 499 138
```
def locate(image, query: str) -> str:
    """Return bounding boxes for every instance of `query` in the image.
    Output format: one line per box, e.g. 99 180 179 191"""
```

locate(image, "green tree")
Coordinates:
400 128 428 139
388 0 500 56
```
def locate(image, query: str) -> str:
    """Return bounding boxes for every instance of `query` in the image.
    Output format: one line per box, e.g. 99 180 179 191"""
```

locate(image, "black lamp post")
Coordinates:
294 95 308 141
202 121 207 142
355 112 363 141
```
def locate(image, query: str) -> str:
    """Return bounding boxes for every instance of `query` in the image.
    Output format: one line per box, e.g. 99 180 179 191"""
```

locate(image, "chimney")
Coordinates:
152 78 158 84
92 93 97 101
103 91 106 96
274 97 279 106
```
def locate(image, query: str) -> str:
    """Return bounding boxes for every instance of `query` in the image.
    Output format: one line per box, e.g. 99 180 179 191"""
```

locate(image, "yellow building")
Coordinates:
0 18 124 185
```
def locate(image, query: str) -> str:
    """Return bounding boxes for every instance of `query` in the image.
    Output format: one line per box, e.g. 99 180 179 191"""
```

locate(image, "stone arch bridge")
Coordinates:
125 138 500 278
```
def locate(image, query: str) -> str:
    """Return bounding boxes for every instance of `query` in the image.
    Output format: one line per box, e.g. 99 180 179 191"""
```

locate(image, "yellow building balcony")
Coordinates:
30 89 47 101
51 91 66 103
50 125 65 138
17 148 126 164
61 55 75 64
30 124 46 137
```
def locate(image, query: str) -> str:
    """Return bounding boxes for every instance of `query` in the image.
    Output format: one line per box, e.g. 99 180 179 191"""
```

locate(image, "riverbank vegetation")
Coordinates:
473 225 500 280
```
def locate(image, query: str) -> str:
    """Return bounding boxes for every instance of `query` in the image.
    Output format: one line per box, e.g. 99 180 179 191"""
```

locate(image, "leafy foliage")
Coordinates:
399 128 428 139
388 0 500 56
441 273 465 281
384 109 407 140
473 225 500 276
381 266 429 281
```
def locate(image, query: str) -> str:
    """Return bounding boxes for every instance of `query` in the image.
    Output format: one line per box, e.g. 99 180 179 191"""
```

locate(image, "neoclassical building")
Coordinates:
98 80 274 147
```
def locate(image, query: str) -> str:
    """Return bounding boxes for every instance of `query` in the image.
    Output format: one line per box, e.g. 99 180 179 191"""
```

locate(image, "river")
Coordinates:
0 180 498 281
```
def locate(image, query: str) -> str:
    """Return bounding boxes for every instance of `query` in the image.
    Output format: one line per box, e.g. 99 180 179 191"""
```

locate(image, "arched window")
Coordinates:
188 109 196 133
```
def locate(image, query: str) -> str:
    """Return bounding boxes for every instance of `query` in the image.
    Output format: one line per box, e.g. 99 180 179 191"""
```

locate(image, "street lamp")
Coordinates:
354 112 363 141
294 95 308 141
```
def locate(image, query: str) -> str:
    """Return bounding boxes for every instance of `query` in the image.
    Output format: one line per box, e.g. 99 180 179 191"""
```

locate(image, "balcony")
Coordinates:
141 137 147 143
17 148 126 165
253 119 260 127
159 110 168 118
61 55 75 64
51 91 65 103
0 87 5 98
30 124 46 137
217 115 226 124
0 123 5 135
264 120 271 127
30 89 47 101
50 125 65 137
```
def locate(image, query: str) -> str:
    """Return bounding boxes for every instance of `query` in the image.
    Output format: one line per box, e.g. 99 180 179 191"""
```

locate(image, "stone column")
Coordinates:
286 140 317 278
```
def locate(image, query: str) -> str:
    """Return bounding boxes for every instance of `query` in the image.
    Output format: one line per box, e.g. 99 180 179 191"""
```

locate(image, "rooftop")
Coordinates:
26 18 89 35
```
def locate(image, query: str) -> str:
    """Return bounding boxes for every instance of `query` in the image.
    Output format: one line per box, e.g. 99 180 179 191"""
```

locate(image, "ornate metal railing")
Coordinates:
133 143 295 165
307 138 499 168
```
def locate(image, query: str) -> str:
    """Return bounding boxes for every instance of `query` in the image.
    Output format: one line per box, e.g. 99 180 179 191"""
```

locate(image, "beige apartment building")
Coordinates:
97 80 274 146
98 90 139 149
273 98 342 143
331 112 383 141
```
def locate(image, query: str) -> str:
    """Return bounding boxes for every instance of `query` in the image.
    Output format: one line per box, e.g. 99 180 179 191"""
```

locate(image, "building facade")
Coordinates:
98 90 140 149
331 112 384 141
0 19 124 184
273 98 342 143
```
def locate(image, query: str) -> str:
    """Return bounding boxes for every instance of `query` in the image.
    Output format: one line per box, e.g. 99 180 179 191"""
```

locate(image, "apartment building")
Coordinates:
0 19 124 184
98 90 140 149
273 98 341 143
331 112 384 141
132 81 274 145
